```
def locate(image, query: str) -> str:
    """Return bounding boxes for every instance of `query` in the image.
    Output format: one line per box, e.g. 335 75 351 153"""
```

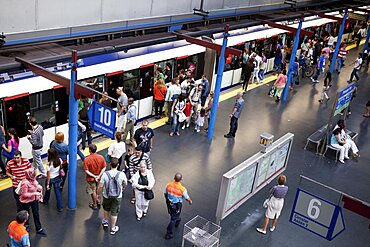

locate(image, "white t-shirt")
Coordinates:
100 170 127 199
47 160 61 179
108 141 126 159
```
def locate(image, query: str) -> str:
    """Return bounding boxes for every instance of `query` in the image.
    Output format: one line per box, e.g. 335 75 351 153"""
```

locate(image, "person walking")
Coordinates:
122 98 137 144
6 151 32 212
2 128 20 162
224 92 245 138
348 53 363 83
8 210 30 247
200 75 210 107
170 94 186 136
131 161 155 221
273 69 287 103
116 87 129 132
19 167 47 235
107 132 126 170
50 132 68 191
256 174 288 235
84 144 107 210
165 78 181 125
42 149 63 212
189 84 203 122
311 51 326 83
153 79 167 118
133 120 154 157
97 158 127 235
319 71 332 103
243 57 255 91
337 43 347 74
164 172 192 240
78 100 92 150
27 117 46 177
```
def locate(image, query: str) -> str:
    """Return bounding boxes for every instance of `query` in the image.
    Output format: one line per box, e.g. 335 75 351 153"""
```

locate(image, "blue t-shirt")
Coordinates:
318 56 325 69
9 234 30 247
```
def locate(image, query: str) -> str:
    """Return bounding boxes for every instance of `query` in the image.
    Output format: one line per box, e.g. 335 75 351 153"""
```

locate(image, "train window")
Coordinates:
156 59 174 84
175 53 204 80
123 69 140 100
107 72 124 109
3 95 31 138
139 66 154 99
30 90 55 130
80 75 105 101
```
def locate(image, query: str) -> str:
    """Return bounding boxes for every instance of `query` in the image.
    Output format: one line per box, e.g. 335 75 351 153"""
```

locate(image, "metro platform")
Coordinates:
1 46 370 247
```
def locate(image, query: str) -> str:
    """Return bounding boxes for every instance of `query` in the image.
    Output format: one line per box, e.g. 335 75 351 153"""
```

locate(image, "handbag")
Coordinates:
144 189 154 200
263 198 271 208
105 153 111 163
2 140 16 159
268 87 276 97
15 181 22 195
178 112 186 123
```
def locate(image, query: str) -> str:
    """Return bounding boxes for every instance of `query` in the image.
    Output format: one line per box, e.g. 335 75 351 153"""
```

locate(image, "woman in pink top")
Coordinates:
2 128 20 161
19 167 46 234
274 70 287 103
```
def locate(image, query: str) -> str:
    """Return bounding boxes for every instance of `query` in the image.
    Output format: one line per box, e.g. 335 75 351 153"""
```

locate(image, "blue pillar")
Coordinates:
68 50 78 209
362 14 370 59
282 18 303 102
207 25 230 140
329 9 348 74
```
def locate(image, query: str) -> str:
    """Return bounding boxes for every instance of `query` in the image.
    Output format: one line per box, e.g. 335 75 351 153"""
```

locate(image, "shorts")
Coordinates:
86 181 98 194
366 100 370 107
102 197 122 216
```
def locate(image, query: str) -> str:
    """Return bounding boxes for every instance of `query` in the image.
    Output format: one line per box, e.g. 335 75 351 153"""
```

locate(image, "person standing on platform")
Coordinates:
97 158 127 235
116 87 128 132
6 151 32 212
348 53 363 83
84 144 107 210
107 132 126 171
122 98 137 145
299 51 307 79
337 43 347 74
165 78 181 125
3 128 20 163
164 172 192 240
27 117 46 177
8 210 30 247
273 69 287 103
274 48 283 73
257 174 288 235
204 91 214 132
0 124 8 178
99 91 112 108
189 84 203 122
153 79 167 119
78 100 92 151
133 120 154 157
311 51 326 83
224 92 245 138
200 75 210 107
319 71 332 103
49 132 68 191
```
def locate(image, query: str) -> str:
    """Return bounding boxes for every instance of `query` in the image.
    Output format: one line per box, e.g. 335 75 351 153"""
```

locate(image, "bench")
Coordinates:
304 124 328 154
323 130 358 162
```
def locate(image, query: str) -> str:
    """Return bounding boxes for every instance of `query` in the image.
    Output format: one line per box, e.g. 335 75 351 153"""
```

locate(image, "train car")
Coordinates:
0 11 361 159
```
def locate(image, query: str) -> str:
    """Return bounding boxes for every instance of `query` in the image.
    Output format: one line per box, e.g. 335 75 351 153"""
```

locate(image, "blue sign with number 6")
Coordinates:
88 101 117 139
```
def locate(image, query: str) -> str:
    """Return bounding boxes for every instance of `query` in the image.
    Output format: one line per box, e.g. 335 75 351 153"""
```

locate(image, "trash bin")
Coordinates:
182 215 221 247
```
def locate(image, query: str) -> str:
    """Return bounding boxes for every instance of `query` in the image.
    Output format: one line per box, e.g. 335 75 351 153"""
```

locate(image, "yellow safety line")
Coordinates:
0 39 364 191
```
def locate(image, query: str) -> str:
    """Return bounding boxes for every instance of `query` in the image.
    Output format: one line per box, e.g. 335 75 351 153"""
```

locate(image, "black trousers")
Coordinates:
228 116 238 137
154 100 165 116
166 202 182 237
21 200 42 231
12 187 22 212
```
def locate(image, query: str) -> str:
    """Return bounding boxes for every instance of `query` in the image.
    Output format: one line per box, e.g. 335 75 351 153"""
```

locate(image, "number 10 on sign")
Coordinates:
88 101 117 139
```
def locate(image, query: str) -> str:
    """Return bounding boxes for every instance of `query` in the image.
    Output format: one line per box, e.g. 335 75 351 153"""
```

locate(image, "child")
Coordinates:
195 108 206 133
182 99 192 129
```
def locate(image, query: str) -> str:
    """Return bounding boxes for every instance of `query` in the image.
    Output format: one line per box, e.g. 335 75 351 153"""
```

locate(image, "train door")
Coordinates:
53 86 69 127
3 93 31 138
139 65 154 119
106 71 124 109
175 54 205 80
156 59 175 84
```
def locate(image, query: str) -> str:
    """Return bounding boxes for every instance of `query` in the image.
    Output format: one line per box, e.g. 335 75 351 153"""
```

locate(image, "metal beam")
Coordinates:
309 11 345 22
349 6 370 13
14 57 94 99
255 19 314 37
173 32 242 57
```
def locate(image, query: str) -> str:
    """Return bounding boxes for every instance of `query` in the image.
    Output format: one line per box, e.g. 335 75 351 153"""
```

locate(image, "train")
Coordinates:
0 10 365 159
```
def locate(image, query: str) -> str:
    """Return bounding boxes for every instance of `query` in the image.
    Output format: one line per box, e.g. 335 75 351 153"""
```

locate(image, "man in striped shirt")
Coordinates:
6 151 32 212
27 117 46 177
337 44 347 74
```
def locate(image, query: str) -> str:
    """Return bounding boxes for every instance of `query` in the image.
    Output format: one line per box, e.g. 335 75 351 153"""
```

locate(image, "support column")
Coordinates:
208 25 230 140
329 9 348 74
282 18 303 102
68 50 78 209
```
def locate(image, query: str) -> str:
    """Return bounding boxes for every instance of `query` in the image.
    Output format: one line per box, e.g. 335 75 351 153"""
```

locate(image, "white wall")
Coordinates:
0 0 312 35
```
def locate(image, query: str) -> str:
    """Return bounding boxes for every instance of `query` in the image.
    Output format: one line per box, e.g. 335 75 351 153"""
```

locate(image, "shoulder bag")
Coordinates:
2 140 16 159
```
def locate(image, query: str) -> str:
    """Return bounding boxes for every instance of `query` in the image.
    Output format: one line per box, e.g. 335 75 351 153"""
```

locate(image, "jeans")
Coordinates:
81 130 92 150
337 58 343 72
32 149 46 176
21 200 42 231
312 67 322 81
258 69 265 81
166 202 182 237
77 148 85 161
171 113 180 133
200 95 208 107
13 187 22 212
300 65 306 78
0 153 5 174
228 116 238 137
349 68 360 81
44 176 63 210
166 101 173 124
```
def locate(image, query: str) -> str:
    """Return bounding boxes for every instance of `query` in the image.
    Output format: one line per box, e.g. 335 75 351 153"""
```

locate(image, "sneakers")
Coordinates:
181 125 185 130
36 228 47 235
102 219 109 228
137 217 141 221
318 99 323 103
344 156 350 160
256 228 266 235
339 159 345 164
353 153 360 158
110 226 119 235
143 212 147 217
270 226 276 232
165 234 174 240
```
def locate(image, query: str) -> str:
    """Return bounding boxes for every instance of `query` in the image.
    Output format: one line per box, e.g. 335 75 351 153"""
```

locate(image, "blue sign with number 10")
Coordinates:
88 101 116 139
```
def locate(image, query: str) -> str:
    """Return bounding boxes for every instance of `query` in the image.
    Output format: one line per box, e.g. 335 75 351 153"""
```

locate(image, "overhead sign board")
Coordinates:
216 133 294 223
290 189 345 241
88 101 117 139
334 83 355 116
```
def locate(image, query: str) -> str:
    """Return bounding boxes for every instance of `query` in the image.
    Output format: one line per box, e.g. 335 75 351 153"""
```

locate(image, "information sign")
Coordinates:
334 83 355 116
88 101 117 139
290 189 345 241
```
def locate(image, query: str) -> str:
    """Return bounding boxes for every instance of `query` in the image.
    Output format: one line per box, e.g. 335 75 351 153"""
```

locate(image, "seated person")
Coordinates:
330 128 349 164
334 120 360 158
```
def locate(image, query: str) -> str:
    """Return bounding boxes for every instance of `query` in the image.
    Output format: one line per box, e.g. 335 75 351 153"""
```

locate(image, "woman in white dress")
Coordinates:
131 161 155 221
257 175 288 235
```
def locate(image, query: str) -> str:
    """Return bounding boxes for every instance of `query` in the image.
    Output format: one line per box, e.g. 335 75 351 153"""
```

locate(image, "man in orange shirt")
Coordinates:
84 144 106 210
8 210 30 247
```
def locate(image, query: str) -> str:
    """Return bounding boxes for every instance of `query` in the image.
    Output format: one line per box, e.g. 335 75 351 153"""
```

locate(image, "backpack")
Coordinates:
105 171 122 198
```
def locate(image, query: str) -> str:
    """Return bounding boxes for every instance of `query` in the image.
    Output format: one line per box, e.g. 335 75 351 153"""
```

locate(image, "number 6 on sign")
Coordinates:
98 107 111 126
307 199 321 219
